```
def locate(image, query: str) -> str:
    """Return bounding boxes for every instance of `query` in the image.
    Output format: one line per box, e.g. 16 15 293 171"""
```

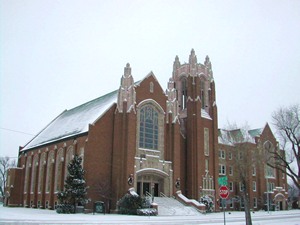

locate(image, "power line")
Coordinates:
0 127 36 137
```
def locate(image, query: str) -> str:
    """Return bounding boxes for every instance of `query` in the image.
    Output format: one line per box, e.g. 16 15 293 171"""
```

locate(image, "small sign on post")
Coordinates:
218 176 228 186
219 185 229 225
219 185 229 199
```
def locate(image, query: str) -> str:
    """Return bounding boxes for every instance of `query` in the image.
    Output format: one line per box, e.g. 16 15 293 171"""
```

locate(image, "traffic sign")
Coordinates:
218 176 228 186
219 186 229 199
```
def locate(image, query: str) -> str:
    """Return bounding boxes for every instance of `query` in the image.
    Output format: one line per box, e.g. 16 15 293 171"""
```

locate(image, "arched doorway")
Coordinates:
274 193 286 210
136 168 170 197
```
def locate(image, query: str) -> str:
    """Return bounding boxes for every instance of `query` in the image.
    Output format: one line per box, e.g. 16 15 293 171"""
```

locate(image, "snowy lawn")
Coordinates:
0 205 299 225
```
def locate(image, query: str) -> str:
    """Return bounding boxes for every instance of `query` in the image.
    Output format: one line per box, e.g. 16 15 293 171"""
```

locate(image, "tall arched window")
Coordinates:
200 79 205 109
30 155 39 193
55 148 64 192
181 78 187 109
45 151 54 193
264 141 275 178
139 105 159 150
65 146 74 179
38 153 46 193
24 155 32 194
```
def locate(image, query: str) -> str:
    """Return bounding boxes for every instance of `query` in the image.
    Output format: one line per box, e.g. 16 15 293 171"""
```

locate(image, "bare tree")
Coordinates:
89 180 113 212
288 182 300 209
270 104 300 206
0 156 16 199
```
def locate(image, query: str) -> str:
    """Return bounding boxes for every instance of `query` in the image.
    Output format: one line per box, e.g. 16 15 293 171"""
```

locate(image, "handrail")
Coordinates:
160 192 167 198
145 191 152 198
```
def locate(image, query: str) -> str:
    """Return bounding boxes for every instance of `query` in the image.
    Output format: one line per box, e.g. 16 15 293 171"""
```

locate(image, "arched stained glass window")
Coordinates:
181 78 187 109
24 156 32 193
139 105 159 150
55 148 64 192
38 153 46 193
65 146 74 179
30 155 39 193
46 151 54 193
200 79 205 109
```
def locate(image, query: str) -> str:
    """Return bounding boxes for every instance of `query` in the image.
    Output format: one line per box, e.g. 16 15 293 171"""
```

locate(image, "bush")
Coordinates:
137 208 157 216
56 204 75 214
117 193 146 215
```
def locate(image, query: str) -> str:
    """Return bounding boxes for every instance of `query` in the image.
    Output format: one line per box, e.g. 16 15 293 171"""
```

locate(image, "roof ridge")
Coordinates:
66 89 118 113
21 110 67 150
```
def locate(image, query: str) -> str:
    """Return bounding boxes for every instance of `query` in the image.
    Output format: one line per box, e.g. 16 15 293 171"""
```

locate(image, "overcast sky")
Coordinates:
1 0 300 158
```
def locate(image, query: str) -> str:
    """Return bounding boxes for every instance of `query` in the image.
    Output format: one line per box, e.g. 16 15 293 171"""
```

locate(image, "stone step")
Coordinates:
153 197 201 216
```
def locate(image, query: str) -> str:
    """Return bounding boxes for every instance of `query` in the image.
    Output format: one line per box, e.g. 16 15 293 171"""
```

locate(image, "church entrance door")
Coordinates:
136 175 162 197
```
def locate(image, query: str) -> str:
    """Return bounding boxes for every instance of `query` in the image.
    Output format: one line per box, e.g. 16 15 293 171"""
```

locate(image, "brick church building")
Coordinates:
5 49 288 212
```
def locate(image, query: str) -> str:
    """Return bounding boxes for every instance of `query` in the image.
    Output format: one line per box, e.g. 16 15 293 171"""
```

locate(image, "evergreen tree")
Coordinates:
57 154 88 213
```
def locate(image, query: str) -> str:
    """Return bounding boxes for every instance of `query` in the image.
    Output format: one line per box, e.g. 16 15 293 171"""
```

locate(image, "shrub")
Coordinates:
117 193 146 215
56 204 75 214
137 208 158 216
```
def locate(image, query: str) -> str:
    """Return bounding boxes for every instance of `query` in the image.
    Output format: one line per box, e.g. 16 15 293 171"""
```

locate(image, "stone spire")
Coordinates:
172 55 181 79
204 55 213 78
117 63 136 113
189 48 197 67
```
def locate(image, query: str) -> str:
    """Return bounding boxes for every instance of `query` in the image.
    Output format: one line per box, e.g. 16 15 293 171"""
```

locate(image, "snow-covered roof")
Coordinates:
201 109 212 120
218 127 263 145
248 128 263 138
22 90 118 151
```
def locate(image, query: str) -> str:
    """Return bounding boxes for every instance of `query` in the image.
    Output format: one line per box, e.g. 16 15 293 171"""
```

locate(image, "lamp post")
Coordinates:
266 177 269 214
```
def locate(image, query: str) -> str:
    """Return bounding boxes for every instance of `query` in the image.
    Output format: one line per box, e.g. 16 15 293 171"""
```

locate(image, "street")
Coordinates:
0 205 299 225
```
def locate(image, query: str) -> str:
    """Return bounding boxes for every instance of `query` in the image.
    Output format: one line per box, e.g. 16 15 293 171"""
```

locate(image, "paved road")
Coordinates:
0 206 299 225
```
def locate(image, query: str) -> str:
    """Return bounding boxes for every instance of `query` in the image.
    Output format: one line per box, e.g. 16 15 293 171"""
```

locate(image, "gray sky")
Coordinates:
1 0 300 158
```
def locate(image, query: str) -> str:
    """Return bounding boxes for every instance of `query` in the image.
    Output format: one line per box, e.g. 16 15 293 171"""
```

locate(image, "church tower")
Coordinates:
117 63 136 113
112 63 137 208
171 49 219 202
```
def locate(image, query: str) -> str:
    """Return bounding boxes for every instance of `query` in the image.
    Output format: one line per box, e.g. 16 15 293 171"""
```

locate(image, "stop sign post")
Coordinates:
219 185 229 225
219 185 229 199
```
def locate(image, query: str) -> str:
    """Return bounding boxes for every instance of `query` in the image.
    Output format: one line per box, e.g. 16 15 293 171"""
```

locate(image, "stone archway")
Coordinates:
274 193 286 210
136 168 171 197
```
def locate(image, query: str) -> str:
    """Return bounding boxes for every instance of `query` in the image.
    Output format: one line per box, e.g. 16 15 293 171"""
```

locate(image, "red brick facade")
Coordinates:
5 50 287 212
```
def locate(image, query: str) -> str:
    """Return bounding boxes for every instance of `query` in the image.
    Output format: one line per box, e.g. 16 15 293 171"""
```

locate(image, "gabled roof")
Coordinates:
21 74 153 151
248 128 263 138
218 127 263 145
22 90 118 151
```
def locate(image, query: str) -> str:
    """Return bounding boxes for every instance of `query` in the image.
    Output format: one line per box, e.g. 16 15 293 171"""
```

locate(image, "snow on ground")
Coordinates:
0 205 299 225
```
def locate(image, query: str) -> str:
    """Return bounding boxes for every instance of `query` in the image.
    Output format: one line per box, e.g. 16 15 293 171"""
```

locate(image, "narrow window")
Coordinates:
219 149 225 159
229 182 234 191
253 181 256 192
228 152 232 160
24 156 32 194
150 82 154 93
200 80 205 109
38 153 46 193
55 148 64 192
204 128 209 156
205 159 209 172
253 197 257 208
252 166 256 176
65 147 74 179
46 151 54 193
181 78 187 109
219 164 226 175
30 155 39 193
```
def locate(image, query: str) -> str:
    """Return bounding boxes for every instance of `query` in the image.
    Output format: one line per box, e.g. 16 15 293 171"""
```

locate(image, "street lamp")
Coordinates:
266 177 269 214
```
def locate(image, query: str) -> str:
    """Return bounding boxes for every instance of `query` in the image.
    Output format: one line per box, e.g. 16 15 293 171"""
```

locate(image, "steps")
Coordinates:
153 197 202 216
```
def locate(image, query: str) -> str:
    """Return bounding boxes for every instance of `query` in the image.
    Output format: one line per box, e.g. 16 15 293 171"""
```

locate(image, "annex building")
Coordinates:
5 50 288 212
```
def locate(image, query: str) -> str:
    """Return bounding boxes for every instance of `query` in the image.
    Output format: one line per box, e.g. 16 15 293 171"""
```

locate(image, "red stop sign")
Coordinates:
219 186 229 199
